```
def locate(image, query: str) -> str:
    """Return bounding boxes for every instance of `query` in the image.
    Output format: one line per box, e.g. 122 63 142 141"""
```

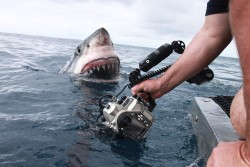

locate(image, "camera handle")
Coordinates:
133 93 156 112
147 94 156 112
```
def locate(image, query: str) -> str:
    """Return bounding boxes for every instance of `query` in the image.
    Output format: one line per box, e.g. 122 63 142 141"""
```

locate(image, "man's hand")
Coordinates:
207 141 250 167
131 78 165 99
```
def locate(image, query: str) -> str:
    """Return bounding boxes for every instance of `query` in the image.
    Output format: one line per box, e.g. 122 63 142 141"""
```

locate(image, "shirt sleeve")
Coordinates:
205 0 229 16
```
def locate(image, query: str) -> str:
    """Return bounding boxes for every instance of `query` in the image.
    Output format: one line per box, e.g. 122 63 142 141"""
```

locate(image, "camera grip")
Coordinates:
147 94 156 112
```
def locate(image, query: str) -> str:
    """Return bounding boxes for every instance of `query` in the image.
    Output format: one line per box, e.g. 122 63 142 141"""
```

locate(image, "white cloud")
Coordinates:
0 0 237 57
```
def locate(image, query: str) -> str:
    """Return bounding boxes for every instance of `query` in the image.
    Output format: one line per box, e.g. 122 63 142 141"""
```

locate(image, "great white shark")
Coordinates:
60 28 120 80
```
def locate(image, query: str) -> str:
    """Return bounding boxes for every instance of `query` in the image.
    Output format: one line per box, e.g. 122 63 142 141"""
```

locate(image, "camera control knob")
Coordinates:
106 104 110 109
137 114 144 121
121 96 127 101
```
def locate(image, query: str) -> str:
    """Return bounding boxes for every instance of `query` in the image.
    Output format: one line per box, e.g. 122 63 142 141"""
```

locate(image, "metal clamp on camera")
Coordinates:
98 40 186 140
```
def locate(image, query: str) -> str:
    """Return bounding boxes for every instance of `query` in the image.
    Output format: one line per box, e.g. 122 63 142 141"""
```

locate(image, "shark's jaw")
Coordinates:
80 57 120 79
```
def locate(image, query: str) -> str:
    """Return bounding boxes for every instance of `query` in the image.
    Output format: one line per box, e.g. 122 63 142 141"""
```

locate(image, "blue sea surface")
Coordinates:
0 32 242 167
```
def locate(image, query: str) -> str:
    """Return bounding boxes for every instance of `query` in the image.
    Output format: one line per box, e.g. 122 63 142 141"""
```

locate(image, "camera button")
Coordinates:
137 114 143 120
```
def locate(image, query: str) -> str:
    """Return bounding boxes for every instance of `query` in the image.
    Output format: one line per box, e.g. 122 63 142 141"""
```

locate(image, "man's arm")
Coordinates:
132 13 232 98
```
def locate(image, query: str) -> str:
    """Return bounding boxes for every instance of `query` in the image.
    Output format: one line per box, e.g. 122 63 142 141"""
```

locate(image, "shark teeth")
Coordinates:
84 62 119 76
101 65 106 70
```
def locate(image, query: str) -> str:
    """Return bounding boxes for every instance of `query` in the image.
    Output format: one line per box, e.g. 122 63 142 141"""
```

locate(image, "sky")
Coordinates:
0 0 238 58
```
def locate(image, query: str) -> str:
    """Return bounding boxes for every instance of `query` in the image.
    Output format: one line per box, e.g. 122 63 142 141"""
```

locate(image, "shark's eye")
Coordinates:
87 44 90 48
77 47 81 54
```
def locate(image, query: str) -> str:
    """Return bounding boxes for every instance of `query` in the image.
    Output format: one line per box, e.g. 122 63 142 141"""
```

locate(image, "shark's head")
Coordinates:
61 28 120 80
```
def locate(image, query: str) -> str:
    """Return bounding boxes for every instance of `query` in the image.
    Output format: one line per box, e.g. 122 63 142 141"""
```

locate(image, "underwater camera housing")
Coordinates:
102 95 155 140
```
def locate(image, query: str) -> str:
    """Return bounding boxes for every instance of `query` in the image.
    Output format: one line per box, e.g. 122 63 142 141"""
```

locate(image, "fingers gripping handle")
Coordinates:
135 93 156 112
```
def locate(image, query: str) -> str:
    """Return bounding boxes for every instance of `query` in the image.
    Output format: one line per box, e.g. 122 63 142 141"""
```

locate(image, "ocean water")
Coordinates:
0 32 242 167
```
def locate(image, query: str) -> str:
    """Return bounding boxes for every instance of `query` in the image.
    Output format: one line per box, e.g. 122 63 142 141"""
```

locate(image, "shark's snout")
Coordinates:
96 28 112 46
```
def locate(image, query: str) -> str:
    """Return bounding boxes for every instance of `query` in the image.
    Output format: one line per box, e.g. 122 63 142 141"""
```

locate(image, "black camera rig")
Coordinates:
98 40 214 140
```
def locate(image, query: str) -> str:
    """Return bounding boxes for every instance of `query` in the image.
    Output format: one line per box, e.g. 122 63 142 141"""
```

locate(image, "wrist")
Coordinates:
157 74 171 94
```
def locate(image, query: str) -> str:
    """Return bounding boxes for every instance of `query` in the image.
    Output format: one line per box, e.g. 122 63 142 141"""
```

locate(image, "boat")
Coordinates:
191 96 241 161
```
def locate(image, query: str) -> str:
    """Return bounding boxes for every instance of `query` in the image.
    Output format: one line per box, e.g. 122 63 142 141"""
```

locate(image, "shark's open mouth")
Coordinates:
80 57 120 79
